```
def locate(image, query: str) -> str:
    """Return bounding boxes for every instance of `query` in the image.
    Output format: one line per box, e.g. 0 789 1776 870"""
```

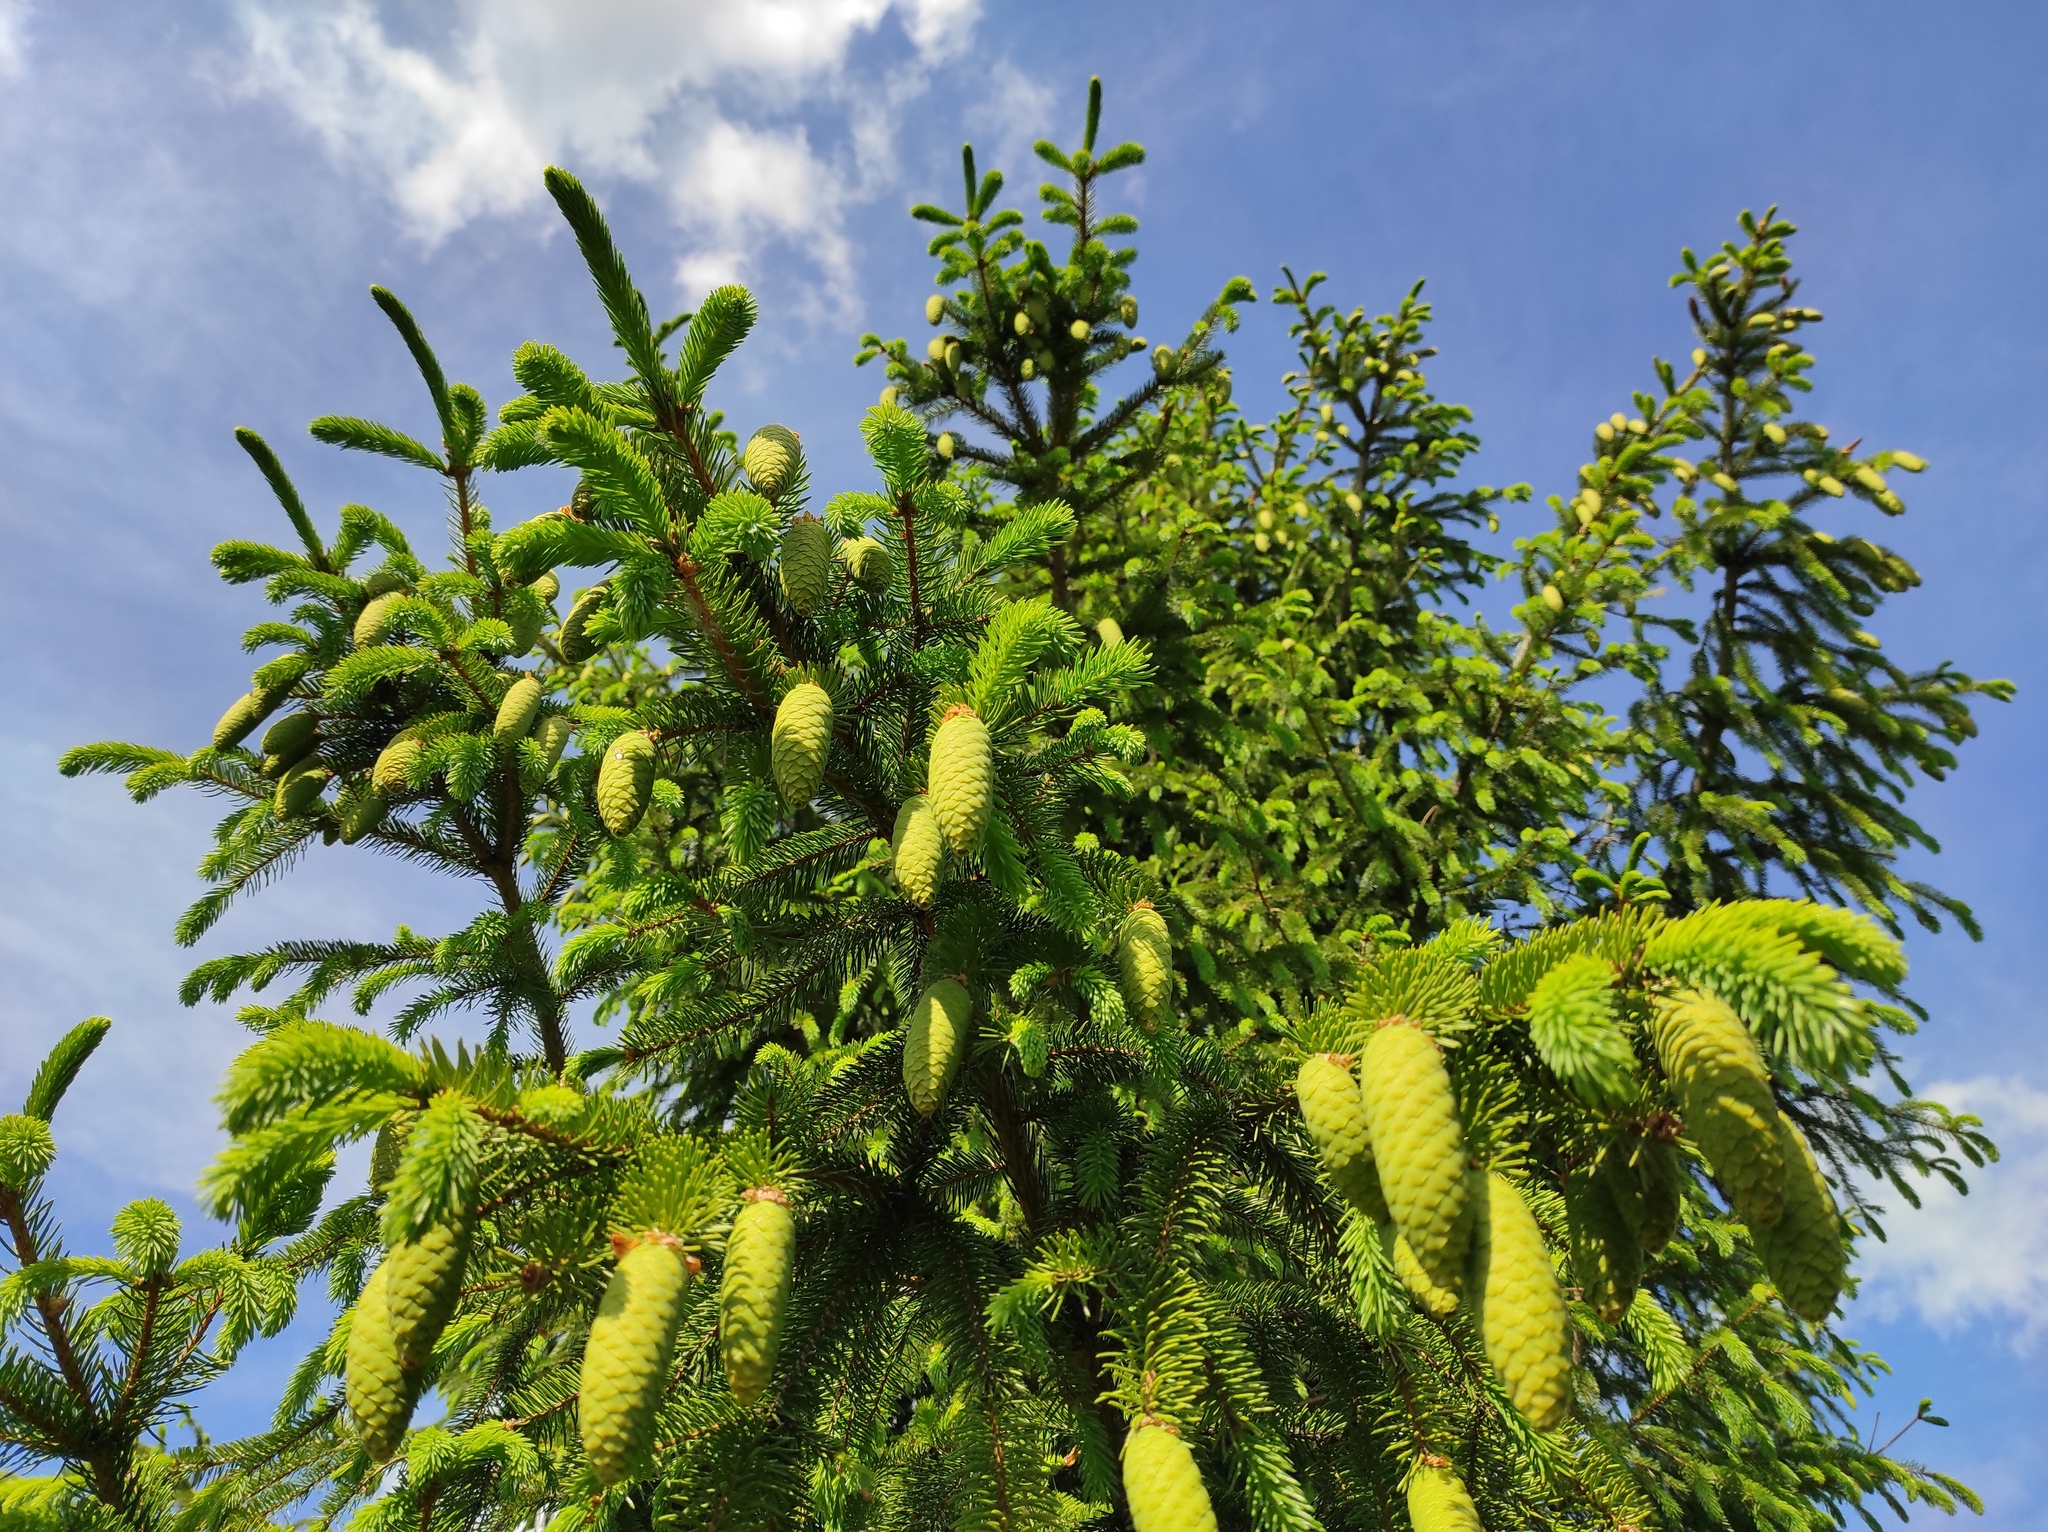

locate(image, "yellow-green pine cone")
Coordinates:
903 977 972 1116
927 706 993 854
371 737 422 795
354 592 404 649
536 715 573 771
771 683 834 804
339 789 387 844
1651 990 1787 1231
559 586 609 663
579 1235 693 1489
1565 1169 1641 1325
505 590 545 656
259 712 319 771
840 536 893 594
1604 1132 1684 1255
1118 902 1174 1034
1388 1223 1462 1316
720 1189 795 1407
274 761 330 817
213 687 284 750
1297 1053 1390 1221
743 424 802 498
361 568 410 599
890 795 945 907
1407 1463 1483 1532
779 516 834 614
1096 617 1124 646
531 571 560 605
1122 1421 1219 1532
1357 1018 1471 1293
384 1219 472 1372
597 731 656 836
1467 1170 1572 1432
345 1261 417 1463
1753 1111 1847 1323
493 676 543 743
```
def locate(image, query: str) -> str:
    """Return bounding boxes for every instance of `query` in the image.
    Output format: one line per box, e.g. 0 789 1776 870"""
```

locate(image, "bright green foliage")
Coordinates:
35 85 2001 1532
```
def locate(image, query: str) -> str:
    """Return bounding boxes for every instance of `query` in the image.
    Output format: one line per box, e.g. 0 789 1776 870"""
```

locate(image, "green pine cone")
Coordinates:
1753 1111 1847 1322
779 516 834 614
505 589 545 656
536 715 573 771
927 706 992 854
1118 902 1174 1033
1122 1421 1218 1532
361 568 410 600
530 571 560 605
598 731 656 836
384 1218 472 1372
368 1114 413 1191
338 788 387 844
1358 1019 1471 1294
904 977 971 1116
840 536 893 595
1468 1169 1572 1432
371 737 422 795
212 687 285 751
579 1235 693 1489
720 1190 795 1407
743 424 802 497
1651 990 1786 1231
1407 1464 1483 1532
1388 1222 1462 1315
258 712 319 771
494 676 543 744
354 591 404 649
345 1261 418 1463
771 683 834 803
1297 1054 1390 1222
559 586 609 663
890 795 945 907
1604 1130 1684 1255
1566 1167 1641 1325
274 761 330 818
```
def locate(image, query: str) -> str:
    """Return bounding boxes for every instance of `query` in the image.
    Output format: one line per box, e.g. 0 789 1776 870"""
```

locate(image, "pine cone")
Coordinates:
1407 1463 1483 1532
1752 1111 1846 1322
1118 902 1174 1033
1467 1169 1572 1432
1567 1167 1641 1325
720 1189 795 1407
743 424 802 498
345 1262 419 1463
1651 990 1786 1230
598 731 655 836
579 1235 692 1488
1295 1055 1388 1222
890 795 945 908
927 706 992 854
904 978 971 1116
1358 1018 1470 1294
494 676 543 743
779 516 834 614
1121 1421 1218 1532
771 683 833 804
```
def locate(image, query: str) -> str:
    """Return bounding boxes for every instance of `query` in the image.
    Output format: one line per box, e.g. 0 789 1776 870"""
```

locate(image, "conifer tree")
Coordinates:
36 91 1997 1532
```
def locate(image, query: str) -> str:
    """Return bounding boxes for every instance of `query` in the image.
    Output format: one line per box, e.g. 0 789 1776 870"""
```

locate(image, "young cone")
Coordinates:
903 977 971 1116
778 516 834 614
1566 1168 1641 1325
1295 1053 1389 1222
559 586 608 663
1467 1170 1573 1432
720 1188 796 1406
579 1234 693 1489
1121 1421 1219 1532
743 423 802 498
1407 1462 1483 1532
212 687 283 751
354 592 403 649
840 536 893 595
259 712 319 772
493 676 543 743
1651 990 1787 1230
1604 1128 1684 1256
1118 902 1174 1032
771 683 834 804
274 762 329 818
345 1261 417 1464
338 788 387 844
384 1218 472 1372
1389 1225 1462 1316
1753 1111 1847 1322
927 706 992 854
536 714 573 771
371 738 422 795
1357 1018 1470 1293
890 795 945 907
598 731 656 836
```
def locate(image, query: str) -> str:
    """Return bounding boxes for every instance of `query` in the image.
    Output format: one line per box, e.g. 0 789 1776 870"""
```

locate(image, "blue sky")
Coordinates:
3 0 2044 1521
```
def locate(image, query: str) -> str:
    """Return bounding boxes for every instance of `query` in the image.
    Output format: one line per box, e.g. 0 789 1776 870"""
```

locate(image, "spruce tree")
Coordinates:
21 92 1995 1532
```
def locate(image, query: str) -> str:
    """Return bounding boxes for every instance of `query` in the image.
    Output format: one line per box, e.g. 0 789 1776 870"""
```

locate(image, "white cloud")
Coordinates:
0 1 28 78
229 0 985 306
1854 1075 2048 1351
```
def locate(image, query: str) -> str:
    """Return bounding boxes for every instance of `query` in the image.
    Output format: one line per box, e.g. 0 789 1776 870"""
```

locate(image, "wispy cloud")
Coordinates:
229 0 982 308
1854 1075 2048 1352
0 1 29 78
